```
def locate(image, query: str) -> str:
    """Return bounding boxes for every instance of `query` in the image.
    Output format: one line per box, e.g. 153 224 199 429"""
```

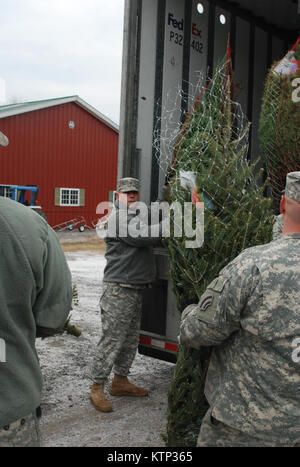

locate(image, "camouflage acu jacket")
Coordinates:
272 214 284 240
180 233 300 445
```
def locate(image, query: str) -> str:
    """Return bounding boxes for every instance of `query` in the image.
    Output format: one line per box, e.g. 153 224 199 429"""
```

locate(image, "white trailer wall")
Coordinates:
133 0 288 203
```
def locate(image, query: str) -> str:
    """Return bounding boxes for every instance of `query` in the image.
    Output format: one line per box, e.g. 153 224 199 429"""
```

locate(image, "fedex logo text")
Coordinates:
192 23 202 38
168 12 184 30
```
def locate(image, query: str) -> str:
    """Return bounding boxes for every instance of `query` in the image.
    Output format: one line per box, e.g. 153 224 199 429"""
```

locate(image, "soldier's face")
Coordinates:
118 191 139 207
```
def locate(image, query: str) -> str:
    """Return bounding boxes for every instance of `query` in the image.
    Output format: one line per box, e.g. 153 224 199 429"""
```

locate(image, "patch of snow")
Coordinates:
36 247 174 447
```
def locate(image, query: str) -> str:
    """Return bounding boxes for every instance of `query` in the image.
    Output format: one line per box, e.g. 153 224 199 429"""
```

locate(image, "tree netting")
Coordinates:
259 37 300 212
154 46 274 446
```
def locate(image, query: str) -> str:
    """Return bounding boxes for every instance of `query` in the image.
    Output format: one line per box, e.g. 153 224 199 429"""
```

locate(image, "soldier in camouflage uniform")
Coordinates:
90 178 164 412
272 214 284 240
180 171 300 447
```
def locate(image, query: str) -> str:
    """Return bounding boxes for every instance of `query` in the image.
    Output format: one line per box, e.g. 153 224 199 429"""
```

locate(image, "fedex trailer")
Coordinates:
118 0 300 362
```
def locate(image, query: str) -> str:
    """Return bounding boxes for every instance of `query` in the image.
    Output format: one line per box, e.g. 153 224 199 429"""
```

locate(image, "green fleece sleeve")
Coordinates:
33 225 72 337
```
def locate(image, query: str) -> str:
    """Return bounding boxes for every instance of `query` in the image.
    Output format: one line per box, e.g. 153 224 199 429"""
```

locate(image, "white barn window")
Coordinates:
1 187 13 199
60 188 80 206
54 187 85 207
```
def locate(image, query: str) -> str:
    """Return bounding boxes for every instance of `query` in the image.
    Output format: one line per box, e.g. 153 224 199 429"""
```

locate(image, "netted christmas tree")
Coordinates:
259 37 300 212
157 44 275 447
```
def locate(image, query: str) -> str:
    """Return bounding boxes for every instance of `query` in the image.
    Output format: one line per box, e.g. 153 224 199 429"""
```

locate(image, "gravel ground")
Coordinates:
35 230 175 447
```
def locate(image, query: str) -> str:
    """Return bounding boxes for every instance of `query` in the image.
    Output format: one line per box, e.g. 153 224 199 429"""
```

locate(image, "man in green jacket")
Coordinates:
90 177 164 412
0 197 72 447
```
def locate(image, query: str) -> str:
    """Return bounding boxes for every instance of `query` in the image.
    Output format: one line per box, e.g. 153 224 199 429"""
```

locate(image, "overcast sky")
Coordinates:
0 0 125 124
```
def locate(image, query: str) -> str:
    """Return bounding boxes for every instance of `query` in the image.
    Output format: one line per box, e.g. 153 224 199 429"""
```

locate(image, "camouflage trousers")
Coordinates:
0 412 40 447
198 408 300 447
90 283 143 384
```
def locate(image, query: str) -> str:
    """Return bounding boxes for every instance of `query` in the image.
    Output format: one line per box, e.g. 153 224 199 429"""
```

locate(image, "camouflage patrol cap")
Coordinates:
284 171 300 203
117 177 140 193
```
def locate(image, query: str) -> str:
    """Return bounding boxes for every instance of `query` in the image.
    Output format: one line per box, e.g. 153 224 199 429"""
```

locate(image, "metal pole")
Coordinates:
117 0 140 180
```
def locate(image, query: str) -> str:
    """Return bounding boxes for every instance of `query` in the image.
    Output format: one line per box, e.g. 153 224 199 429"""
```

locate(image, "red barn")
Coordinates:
0 95 118 228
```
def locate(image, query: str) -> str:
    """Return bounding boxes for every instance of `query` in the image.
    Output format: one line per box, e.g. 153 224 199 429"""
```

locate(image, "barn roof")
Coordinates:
0 95 119 133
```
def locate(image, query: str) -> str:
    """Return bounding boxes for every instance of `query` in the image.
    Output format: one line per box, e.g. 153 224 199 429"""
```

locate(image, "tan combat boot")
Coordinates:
90 382 113 412
109 374 148 397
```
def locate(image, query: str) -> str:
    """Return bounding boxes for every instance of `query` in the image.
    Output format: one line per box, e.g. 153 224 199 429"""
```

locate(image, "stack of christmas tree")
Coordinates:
259 38 300 212
164 46 274 446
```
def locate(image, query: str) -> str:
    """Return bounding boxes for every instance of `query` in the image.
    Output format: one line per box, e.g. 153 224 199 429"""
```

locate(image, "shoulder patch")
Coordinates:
208 277 227 293
196 277 227 324
200 295 214 311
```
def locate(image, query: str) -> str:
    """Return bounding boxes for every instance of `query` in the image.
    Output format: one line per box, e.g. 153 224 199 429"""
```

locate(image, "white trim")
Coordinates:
75 96 119 132
59 187 80 207
0 186 13 198
139 334 178 353
0 96 119 133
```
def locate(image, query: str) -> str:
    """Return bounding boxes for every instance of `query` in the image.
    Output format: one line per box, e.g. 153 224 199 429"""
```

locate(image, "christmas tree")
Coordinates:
259 37 300 212
163 43 274 447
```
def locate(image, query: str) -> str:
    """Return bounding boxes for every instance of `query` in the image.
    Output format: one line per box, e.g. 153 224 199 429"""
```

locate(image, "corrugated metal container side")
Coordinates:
0 102 118 228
